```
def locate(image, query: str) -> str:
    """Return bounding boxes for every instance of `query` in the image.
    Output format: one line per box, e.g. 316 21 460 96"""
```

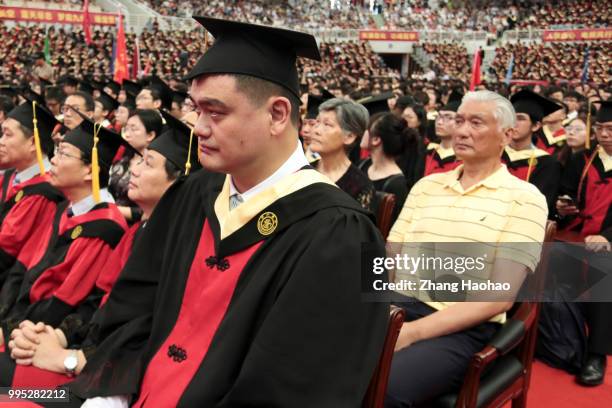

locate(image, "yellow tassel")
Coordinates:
185 128 194 176
526 150 536 183
32 101 46 176
91 123 102 203
585 101 591 150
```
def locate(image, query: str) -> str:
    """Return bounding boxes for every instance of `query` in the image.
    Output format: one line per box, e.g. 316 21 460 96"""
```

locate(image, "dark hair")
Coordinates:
232 74 300 126
404 103 427 138
142 86 163 105
45 86 66 104
163 158 182 181
131 109 163 139
0 95 15 115
544 86 564 99
71 91 95 112
369 113 419 160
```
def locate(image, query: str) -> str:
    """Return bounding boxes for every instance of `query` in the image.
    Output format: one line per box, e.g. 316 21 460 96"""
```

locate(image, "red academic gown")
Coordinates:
0 202 126 351
0 173 64 288
560 148 612 239
0 221 142 390
534 125 567 158
423 143 461 176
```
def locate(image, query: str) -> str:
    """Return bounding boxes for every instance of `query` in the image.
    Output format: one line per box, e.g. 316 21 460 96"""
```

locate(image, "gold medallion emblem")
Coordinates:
71 225 83 240
14 190 24 203
257 212 278 236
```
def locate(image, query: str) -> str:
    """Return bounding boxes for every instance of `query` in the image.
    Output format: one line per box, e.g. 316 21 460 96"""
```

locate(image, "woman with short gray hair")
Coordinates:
311 98 375 210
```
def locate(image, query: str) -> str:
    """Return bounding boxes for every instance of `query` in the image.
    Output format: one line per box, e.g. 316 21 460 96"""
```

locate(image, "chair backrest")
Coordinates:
374 192 396 240
362 306 406 408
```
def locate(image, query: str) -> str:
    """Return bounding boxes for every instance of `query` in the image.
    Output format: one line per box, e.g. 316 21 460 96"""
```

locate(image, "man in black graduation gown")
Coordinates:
556 101 612 386
72 17 388 408
503 90 562 216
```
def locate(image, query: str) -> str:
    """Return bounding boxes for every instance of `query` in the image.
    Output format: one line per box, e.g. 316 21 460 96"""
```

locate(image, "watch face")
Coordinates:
64 355 78 370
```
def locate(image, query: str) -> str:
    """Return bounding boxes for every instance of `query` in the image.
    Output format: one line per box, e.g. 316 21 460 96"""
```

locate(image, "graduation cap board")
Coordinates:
595 100 612 123
58 75 79 87
151 110 201 175
441 90 464 112
359 91 394 116
104 81 121 96
64 113 138 201
305 89 335 119
122 79 142 98
96 89 119 112
6 98 59 174
145 76 173 111
185 16 321 99
511 89 562 123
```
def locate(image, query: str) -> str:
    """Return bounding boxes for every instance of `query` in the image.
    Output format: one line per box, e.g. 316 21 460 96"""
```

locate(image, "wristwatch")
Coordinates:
63 350 78 377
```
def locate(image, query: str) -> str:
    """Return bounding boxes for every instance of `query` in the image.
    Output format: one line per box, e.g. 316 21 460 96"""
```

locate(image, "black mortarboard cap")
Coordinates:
441 90 464 112
173 90 189 105
105 80 121 96
151 110 202 174
0 85 19 100
79 80 96 96
21 88 46 108
360 91 393 116
185 16 321 99
58 75 79 87
511 89 562 123
96 90 119 112
122 79 142 98
146 76 173 110
64 115 137 170
90 79 106 91
7 97 58 156
305 89 334 119
595 100 612 123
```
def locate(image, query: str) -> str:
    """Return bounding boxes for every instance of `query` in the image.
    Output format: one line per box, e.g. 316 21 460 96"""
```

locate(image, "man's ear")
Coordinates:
83 163 93 183
502 127 515 147
269 96 292 136
531 121 542 133
153 100 162 110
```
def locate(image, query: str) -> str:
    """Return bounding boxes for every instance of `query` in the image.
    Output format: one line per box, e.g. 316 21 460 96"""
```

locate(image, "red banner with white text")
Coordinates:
542 28 612 42
0 6 117 26
359 30 419 41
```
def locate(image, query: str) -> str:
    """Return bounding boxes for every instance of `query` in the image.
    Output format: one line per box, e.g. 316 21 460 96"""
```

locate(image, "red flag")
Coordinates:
113 14 129 83
83 0 92 45
469 49 482 91
131 37 141 79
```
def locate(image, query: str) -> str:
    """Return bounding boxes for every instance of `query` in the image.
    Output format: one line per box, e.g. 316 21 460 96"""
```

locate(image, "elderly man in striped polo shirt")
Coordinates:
385 90 548 407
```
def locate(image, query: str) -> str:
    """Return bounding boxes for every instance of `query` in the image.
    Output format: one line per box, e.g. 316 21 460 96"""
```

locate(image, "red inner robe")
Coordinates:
423 150 460 176
28 206 127 307
133 220 263 407
0 174 60 271
567 164 612 237
7 220 139 389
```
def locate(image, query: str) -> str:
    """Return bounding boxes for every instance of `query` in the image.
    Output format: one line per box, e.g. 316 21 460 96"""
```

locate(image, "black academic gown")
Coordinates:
502 147 561 217
71 169 389 407
558 148 612 356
